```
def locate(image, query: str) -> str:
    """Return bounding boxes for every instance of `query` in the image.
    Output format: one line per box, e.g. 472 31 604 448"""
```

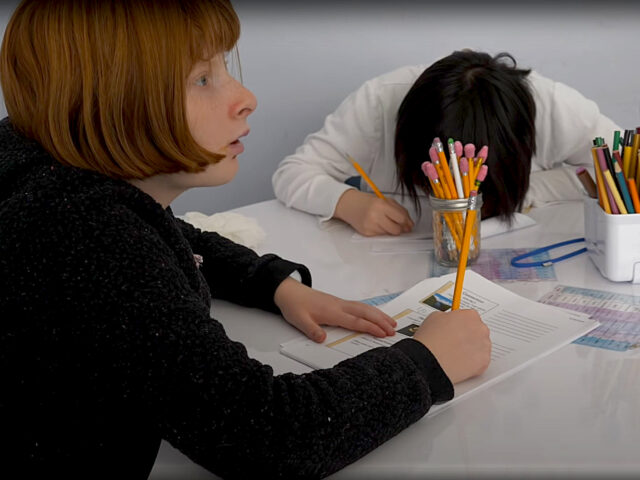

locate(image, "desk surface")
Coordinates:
152 199 640 479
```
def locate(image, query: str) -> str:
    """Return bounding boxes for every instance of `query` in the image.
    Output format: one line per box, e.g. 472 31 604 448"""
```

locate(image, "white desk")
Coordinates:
151 199 640 479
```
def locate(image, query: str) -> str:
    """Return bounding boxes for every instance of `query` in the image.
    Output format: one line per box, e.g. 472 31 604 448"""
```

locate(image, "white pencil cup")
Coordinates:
584 197 640 283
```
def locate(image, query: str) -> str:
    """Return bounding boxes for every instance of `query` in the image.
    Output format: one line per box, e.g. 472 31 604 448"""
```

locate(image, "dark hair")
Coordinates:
395 50 536 221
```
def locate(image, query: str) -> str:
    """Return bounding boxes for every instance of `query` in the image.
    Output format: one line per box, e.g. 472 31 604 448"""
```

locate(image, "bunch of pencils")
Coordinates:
585 129 640 214
421 137 489 254
421 137 488 201
421 137 489 310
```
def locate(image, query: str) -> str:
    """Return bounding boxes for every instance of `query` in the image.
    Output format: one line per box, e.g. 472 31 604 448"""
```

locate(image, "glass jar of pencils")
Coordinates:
429 194 483 267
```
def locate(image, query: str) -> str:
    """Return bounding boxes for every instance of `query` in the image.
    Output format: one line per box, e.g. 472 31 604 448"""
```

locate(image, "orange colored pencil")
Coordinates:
628 179 640 212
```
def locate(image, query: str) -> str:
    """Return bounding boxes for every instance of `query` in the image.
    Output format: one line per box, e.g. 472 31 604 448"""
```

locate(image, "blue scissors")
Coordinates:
510 237 587 268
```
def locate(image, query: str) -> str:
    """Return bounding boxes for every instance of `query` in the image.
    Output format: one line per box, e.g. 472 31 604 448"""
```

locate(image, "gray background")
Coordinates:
1 1 639 216
1 1 640 477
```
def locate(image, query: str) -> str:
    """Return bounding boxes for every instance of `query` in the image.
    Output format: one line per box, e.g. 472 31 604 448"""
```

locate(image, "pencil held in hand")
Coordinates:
452 165 488 311
347 154 386 200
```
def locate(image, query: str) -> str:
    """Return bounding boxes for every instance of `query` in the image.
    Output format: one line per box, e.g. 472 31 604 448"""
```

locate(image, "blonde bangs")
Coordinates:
0 0 241 180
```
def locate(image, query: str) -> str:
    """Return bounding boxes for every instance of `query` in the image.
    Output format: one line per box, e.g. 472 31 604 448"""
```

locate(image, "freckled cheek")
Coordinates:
185 108 212 145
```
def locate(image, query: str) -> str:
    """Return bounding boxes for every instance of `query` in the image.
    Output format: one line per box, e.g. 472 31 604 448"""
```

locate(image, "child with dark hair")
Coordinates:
273 50 620 236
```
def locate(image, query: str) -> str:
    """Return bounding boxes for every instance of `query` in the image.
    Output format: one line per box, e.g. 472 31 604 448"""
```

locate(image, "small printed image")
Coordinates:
421 292 452 311
397 324 421 337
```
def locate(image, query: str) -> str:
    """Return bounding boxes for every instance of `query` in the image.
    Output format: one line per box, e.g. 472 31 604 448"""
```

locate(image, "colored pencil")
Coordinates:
612 152 635 213
575 167 597 199
591 147 611 213
627 179 640 212
596 147 625 214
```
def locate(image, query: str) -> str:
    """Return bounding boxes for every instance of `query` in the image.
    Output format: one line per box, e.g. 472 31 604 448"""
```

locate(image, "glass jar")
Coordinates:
429 194 483 267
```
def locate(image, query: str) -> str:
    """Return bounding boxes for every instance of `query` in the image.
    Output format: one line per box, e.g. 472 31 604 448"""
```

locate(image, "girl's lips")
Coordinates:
228 139 244 156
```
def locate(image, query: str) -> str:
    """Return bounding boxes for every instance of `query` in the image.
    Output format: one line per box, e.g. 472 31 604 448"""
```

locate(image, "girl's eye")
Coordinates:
195 75 208 87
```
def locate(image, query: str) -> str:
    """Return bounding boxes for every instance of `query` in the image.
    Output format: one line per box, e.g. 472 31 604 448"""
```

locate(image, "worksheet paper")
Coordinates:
280 270 599 417
539 285 640 352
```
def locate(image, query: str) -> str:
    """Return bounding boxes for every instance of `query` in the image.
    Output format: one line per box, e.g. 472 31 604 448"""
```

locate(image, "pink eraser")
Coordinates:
428 146 439 163
425 162 439 180
464 143 475 159
421 161 430 177
454 140 463 157
433 137 442 147
478 145 489 159
476 164 488 182
459 157 469 174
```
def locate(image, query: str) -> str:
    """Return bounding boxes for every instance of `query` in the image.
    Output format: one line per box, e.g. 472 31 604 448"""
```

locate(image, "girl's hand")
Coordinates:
334 189 414 236
413 309 491 384
274 278 397 343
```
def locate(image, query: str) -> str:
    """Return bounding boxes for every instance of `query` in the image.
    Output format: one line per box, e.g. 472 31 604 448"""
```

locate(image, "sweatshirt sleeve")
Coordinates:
77 218 453 479
524 71 621 208
173 216 311 313
272 77 384 222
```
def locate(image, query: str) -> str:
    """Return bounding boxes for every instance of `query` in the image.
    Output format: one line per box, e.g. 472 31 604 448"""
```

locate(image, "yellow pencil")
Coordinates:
470 145 488 187
622 145 633 179
422 161 463 251
602 169 628 214
347 155 386 200
433 138 458 197
452 165 488 310
630 133 640 180
636 148 640 194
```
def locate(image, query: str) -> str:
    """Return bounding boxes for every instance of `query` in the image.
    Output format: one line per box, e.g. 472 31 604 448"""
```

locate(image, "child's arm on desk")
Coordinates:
274 277 397 343
334 189 414 237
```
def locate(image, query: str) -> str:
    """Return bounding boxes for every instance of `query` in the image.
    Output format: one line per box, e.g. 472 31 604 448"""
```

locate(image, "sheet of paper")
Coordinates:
539 285 640 352
280 270 598 417
370 239 434 254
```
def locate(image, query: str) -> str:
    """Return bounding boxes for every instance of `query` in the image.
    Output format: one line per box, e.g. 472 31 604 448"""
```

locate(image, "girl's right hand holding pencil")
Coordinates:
413 309 491 384
334 189 414 236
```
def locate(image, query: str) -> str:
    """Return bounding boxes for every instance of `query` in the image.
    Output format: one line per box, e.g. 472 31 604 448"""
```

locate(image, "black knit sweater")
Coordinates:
0 118 453 479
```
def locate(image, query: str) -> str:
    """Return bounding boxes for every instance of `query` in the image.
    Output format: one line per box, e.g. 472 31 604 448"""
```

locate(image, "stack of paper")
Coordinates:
280 270 599 416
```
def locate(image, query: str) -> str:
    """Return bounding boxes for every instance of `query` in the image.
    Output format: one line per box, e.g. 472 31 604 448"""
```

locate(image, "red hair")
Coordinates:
0 0 240 179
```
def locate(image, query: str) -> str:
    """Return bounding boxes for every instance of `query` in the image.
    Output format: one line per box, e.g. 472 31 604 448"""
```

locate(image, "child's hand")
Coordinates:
413 309 491 384
273 278 397 343
333 189 414 236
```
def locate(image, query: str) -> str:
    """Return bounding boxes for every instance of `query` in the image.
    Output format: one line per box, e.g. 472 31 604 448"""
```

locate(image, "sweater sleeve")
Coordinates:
524 71 621 208
173 216 311 313
76 216 452 479
272 76 383 222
